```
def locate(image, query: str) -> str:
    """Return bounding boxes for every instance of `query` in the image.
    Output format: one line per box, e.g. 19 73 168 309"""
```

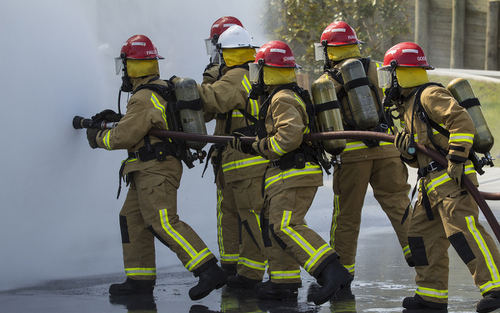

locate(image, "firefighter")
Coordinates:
314 21 412 300
86 35 226 300
378 41 500 313
230 40 352 305
197 25 268 289
202 16 245 276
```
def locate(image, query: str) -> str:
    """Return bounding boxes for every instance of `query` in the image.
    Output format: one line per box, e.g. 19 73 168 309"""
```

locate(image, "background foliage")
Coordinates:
264 0 410 76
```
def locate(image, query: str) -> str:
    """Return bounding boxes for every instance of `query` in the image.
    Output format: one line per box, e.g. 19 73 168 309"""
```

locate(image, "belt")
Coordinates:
417 161 445 177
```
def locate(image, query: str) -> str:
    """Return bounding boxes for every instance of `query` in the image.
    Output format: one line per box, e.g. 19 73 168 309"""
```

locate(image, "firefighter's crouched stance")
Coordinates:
86 35 226 300
378 42 500 313
230 40 352 305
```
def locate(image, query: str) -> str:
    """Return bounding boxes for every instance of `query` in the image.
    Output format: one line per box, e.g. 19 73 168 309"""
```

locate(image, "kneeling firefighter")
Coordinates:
314 21 413 300
85 35 226 300
197 25 268 289
378 41 500 313
230 40 352 304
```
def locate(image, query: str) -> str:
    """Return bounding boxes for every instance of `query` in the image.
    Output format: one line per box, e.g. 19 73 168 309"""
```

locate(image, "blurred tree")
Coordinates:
264 0 410 76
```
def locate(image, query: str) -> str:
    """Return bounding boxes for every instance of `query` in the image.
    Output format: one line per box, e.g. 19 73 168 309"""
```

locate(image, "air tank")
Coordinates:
339 58 379 129
447 78 494 154
311 75 346 155
174 78 208 150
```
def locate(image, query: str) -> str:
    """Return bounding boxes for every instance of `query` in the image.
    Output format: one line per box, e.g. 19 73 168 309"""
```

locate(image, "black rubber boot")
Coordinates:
307 255 353 305
108 277 155 296
189 259 227 300
256 280 300 300
402 294 448 313
331 279 355 301
477 290 500 313
221 263 237 276
226 274 261 289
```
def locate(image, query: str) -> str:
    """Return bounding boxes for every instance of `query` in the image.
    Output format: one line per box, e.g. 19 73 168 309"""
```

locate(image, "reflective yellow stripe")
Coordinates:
343 264 355 274
103 131 111 150
222 156 269 172
449 133 474 144
242 75 259 117
380 142 392 146
125 267 156 276
151 93 168 129
466 216 500 281
330 195 340 248
238 257 267 271
264 163 322 189
465 164 475 175
415 287 448 299
281 210 315 256
216 189 225 255
270 270 301 280
344 141 368 151
160 209 197 258
294 94 307 112
232 111 244 117
403 245 411 257
220 254 239 262
185 248 212 271
413 133 419 143
480 280 500 295
269 136 286 156
425 172 452 193
304 243 333 272
252 210 261 229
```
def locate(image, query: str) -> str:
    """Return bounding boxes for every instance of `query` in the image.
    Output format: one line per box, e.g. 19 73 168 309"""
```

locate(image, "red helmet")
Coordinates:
320 21 362 46
255 40 298 68
209 16 243 39
119 35 163 60
382 42 433 69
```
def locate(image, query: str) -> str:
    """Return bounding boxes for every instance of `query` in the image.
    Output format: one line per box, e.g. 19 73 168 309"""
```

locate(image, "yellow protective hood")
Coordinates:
263 66 297 85
396 67 429 88
327 44 361 62
222 48 255 67
126 59 159 78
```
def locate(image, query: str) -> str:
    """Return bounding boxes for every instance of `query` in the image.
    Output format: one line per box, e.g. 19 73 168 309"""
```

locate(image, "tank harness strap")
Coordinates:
201 144 225 183
176 98 202 111
315 100 340 113
343 77 370 92
459 98 481 109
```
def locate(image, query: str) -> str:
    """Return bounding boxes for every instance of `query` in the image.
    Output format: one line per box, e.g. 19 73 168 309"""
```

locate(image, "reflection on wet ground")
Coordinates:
1 227 496 313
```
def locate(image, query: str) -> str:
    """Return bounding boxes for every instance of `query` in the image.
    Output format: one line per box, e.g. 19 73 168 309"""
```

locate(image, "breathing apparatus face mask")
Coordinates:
377 61 401 106
115 55 133 92
248 62 265 100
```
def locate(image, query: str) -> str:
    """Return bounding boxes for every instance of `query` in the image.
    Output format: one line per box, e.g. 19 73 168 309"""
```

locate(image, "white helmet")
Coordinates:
217 25 257 49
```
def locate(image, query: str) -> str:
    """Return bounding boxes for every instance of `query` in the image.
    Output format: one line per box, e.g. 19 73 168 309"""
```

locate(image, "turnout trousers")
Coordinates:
227 176 267 280
263 186 336 285
331 157 411 275
120 170 215 280
409 189 500 304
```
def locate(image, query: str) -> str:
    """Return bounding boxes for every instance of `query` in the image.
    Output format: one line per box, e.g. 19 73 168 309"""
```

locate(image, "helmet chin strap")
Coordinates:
383 61 402 107
322 40 332 71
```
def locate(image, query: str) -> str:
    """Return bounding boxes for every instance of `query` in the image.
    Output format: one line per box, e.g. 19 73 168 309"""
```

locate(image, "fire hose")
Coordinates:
73 116 500 242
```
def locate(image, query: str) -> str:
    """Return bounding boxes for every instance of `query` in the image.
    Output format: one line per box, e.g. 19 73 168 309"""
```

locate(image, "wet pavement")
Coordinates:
2 169 500 313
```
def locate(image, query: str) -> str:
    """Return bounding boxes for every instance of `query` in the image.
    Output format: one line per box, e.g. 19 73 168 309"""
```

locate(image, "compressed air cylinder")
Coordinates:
311 76 346 155
339 59 379 129
174 78 208 150
447 78 494 154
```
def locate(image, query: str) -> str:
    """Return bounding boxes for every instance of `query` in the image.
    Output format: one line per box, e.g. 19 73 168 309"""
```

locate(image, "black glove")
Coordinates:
446 156 465 187
91 109 122 123
395 131 414 160
229 132 254 154
86 128 100 149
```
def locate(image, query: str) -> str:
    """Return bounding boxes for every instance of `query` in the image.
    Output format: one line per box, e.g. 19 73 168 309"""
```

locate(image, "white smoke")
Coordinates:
0 0 266 291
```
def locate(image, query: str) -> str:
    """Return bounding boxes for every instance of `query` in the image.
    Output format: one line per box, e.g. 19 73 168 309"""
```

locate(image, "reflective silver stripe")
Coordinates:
425 173 451 193
238 257 266 271
270 270 301 279
480 280 500 294
344 141 367 151
343 264 355 274
304 243 332 272
415 287 448 299
280 211 315 256
160 209 197 258
466 216 500 281
222 156 269 172
403 245 411 256
264 163 322 189
125 268 156 276
220 254 239 262
186 248 212 271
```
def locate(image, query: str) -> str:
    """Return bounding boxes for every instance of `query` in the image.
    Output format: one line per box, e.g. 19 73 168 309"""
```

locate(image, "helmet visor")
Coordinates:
377 67 392 89
249 63 262 84
314 42 325 61
115 57 124 75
